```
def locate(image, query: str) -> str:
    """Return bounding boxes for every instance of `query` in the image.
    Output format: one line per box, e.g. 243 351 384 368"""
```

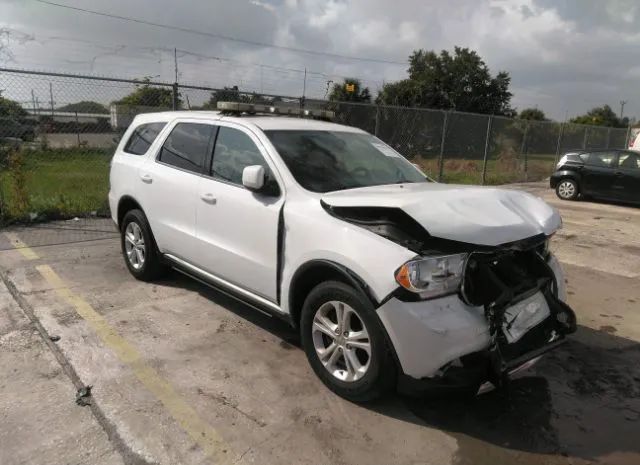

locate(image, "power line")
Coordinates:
35 0 408 66
6 27 386 90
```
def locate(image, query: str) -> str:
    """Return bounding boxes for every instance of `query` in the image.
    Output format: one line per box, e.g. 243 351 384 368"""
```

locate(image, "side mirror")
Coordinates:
242 165 265 191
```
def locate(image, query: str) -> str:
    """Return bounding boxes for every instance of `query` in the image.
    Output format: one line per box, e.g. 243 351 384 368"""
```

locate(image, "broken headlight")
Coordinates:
395 253 467 299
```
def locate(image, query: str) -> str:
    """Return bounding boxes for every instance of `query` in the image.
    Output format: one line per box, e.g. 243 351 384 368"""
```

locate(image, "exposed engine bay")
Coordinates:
461 247 577 388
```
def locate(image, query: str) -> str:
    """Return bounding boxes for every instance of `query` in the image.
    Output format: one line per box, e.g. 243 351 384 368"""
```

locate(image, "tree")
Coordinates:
115 80 180 108
0 91 28 118
328 78 371 103
519 108 547 121
570 105 626 128
200 86 251 109
57 101 108 114
376 46 513 115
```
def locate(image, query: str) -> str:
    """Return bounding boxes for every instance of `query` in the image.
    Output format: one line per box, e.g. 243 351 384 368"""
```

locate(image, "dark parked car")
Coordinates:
550 149 640 203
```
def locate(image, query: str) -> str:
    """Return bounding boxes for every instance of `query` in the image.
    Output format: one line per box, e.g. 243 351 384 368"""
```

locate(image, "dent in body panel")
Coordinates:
279 198 415 315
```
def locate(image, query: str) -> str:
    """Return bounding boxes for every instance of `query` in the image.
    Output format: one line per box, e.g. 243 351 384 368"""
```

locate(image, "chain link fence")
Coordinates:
0 67 633 248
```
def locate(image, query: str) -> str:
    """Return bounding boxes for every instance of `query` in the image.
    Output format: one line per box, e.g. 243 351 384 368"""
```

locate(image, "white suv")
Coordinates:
109 104 576 401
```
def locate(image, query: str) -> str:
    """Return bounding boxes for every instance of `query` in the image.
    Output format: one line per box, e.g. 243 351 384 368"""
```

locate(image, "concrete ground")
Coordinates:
0 280 124 465
0 181 639 465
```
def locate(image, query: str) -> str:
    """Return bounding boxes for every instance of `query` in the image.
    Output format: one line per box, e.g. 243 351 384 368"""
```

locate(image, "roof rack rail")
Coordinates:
216 101 335 120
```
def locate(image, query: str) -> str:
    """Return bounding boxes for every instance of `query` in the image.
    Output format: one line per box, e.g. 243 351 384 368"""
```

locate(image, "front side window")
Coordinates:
211 126 272 185
264 130 427 193
158 123 215 173
580 151 616 168
123 122 166 155
618 152 640 170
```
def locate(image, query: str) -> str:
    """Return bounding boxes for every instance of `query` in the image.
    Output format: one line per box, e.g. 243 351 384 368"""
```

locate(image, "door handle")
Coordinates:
140 173 153 183
200 193 217 204
615 171 624 176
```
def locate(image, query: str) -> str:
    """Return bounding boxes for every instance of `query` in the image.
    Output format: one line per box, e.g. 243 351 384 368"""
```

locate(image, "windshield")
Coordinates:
264 130 428 193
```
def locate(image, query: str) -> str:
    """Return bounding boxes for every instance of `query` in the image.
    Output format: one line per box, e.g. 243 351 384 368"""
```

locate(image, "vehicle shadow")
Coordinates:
159 271 640 464
578 196 640 210
372 325 640 463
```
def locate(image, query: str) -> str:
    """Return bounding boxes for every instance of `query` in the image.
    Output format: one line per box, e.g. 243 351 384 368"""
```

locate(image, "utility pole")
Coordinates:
174 47 178 83
49 82 54 116
302 67 307 99
260 65 264 94
172 48 179 111
620 100 627 120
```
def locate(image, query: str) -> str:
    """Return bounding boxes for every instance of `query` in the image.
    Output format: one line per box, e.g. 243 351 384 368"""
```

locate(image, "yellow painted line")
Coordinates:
3 232 39 260
36 264 232 463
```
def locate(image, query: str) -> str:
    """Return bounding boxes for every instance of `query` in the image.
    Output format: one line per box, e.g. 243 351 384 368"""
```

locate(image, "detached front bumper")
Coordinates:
377 253 575 395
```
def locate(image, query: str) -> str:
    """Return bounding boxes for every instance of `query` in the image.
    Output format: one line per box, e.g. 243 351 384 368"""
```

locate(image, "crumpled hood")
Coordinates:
321 182 562 247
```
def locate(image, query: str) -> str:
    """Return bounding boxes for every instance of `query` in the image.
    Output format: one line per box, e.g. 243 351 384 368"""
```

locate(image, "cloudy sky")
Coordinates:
0 0 638 120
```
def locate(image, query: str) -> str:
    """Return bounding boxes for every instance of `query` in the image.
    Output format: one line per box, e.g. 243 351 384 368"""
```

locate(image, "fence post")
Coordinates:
75 111 80 147
374 105 380 137
582 126 588 149
626 125 632 148
554 123 564 166
481 115 493 186
519 121 529 182
172 83 179 110
437 111 448 182
606 127 611 149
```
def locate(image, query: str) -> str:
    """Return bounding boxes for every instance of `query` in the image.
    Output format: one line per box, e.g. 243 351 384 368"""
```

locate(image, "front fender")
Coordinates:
280 198 415 315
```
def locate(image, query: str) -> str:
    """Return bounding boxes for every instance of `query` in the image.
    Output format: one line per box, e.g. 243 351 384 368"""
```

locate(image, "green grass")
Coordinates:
415 155 556 185
0 147 112 222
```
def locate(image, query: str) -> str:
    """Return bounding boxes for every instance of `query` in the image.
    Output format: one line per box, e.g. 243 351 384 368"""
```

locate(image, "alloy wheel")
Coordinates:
124 222 146 270
311 300 371 382
557 180 576 199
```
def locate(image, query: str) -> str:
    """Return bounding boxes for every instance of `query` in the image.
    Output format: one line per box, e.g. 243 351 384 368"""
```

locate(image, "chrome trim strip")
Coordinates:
164 253 282 313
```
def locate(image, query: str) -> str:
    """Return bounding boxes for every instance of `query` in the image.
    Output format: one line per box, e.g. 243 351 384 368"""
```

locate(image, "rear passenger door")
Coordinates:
137 120 216 262
580 151 617 197
195 123 284 301
615 151 640 202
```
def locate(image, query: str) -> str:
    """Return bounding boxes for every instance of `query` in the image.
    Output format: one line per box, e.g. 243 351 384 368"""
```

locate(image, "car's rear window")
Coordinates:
123 122 166 155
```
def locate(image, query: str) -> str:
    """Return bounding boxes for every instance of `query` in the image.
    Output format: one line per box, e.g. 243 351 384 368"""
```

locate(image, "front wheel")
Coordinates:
300 281 396 402
556 178 579 200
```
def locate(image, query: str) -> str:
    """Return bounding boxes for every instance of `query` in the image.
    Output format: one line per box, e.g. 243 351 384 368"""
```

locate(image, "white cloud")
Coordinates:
307 1 347 29
0 0 637 120
250 0 276 12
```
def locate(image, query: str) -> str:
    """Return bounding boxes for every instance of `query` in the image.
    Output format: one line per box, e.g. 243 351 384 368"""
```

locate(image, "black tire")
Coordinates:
555 178 579 201
300 281 396 402
120 209 167 281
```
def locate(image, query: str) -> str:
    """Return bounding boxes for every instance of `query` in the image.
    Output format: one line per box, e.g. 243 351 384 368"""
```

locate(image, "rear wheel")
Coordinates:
300 281 396 402
120 209 167 281
556 179 579 200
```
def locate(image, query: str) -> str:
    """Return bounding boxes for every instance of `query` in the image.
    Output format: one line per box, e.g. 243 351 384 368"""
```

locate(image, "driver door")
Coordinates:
195 123 284 301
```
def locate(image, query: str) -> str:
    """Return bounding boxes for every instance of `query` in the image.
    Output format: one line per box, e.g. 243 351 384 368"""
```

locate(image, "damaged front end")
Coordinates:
459 243 577 392
322 202 577 395
394 240 577 396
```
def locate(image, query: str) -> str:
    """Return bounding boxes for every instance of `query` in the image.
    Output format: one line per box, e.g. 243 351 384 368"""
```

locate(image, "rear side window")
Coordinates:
618 152 640 170
580 152 616 168
158 123 215 174
123 122 166 155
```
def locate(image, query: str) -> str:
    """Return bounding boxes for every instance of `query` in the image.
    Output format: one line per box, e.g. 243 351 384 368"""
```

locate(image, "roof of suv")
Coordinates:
132 111 364 133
